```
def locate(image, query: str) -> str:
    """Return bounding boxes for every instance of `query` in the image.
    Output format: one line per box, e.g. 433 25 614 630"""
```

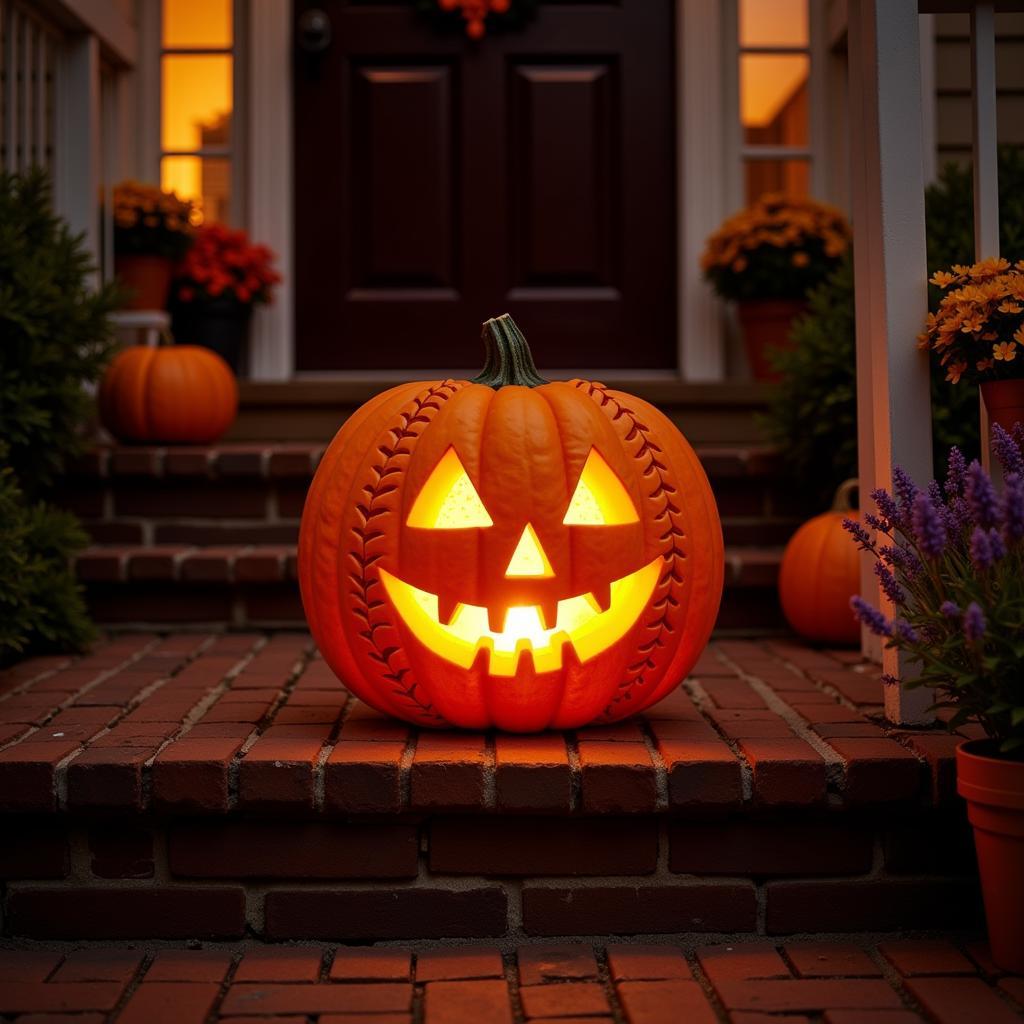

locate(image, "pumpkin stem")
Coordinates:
472 314 548 389
831 478 859 513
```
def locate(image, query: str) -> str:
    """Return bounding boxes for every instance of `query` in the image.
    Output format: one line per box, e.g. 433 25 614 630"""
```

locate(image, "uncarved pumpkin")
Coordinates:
778 479 860 645
298 314 724 731
99 344 238 444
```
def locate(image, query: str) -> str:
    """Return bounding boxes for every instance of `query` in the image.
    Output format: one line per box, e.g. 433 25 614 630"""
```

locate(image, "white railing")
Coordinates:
0 0 61 174
848 0 1006 723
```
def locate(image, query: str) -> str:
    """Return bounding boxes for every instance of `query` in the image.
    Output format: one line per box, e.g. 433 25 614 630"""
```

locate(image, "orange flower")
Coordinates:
994 341 1018 362
946 361 968 384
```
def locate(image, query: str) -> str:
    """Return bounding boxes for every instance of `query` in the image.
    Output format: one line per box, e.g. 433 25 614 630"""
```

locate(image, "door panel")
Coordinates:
294 1 675 370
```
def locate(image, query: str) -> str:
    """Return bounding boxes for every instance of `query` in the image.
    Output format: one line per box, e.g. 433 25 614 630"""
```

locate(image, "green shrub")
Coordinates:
0 462 96 659
766 145 1024 508
0 170 117 663
0 170 118 495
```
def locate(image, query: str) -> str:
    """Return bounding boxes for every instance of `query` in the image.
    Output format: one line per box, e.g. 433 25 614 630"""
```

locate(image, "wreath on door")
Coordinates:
416 0 538 39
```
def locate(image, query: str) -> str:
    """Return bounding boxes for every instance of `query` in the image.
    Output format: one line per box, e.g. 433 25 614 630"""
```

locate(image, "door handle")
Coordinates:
297 8 332 54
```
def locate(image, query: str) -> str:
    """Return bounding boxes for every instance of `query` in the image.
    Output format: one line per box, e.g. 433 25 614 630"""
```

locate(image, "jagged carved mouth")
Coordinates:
378 558 661 677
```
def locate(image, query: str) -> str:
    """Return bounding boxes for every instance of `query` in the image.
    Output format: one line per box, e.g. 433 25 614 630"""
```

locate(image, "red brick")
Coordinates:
146 950 233 982
268 445 320 477
826 737 921 803
792 704 869 724
897 733 961 803
221 983 411 1016
715 979 903 1011
234 948 323 982
264 888 507 940
697 944 790 984
616 980 718 1024
0 951 62 982
330 949 412 981
765 880 981 933
179 547 236 582
238 736 326 807
411 733 488 810
883 813 976 876
734 1015 812 1024
518 945 599 985
739 738 827 805
0 743 72 811
118 982 220 1024
75 548 129 582
236 547 289 582
0 821 67 878
494 734 572 811
904 977 1022 1024
416 947 504 981
522 884 755 936
785 943 881 977
999 978 1024 1007
52 950 142 983
169 821 417 878
163 446 214 475
88 825 153 878
823 1013 923 1024
320 1017 410 1024
577 740 658 813
606 944 691 981
702 678 769 709
127 546 191 580
657 737 742 808
66 747 153 809
429 816 657 876
877 940 976 976
519 982 610 1018
6 887 245 939
423 980 512 1024
812 723 887 738
152 737 244 811
0 982 125 1014
324 741 405 812
114 482 268 518
669 821 873 876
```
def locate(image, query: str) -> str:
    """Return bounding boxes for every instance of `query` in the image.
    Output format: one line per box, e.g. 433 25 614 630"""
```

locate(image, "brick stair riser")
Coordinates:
1 811 979 942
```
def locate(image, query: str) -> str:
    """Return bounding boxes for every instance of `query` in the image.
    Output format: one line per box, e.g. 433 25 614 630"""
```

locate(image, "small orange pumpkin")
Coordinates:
778 479 860 645
99 344 238 444
298 314 724 731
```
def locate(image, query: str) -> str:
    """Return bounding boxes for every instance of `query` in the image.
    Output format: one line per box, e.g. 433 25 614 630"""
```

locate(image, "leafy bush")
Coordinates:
766 146 1024 506
0 170 119 494
0 170 117 663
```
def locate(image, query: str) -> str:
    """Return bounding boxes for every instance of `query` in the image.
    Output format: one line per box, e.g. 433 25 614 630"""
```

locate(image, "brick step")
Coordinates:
74 543 786 629
0 634 980 944
61 442 806 549
0 938 1015 1021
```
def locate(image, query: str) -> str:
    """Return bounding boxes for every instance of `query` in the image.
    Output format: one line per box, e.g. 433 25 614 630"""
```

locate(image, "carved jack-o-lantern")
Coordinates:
298 316 724 730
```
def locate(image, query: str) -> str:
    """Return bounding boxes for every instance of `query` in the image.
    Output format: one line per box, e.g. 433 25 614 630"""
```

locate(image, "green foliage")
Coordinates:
765 255 858 507
0 170 115 663
765 147 1024 508
0 170 118 495
0 463 97 662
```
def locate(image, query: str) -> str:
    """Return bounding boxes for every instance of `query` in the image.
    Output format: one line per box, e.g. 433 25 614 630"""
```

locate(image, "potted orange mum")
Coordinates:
113 181 194 310
702 194 851 380
919 257 1024 432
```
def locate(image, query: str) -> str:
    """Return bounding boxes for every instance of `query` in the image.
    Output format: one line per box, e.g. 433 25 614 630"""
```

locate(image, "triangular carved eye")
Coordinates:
407 447 493 529
563 449 639 526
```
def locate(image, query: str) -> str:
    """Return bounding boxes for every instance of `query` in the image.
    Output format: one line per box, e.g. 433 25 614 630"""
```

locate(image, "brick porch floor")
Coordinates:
0 939 1021 1022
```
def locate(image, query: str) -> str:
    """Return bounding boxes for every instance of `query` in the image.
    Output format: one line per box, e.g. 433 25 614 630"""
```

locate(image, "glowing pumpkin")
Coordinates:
99 344 237 444
778 479 860 645
298 315 724 730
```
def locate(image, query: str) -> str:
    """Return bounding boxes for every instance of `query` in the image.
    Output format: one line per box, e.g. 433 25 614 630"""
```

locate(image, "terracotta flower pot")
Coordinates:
957 739 1024 972
980 378 1024 435
114 254 173 310
736 298 806 381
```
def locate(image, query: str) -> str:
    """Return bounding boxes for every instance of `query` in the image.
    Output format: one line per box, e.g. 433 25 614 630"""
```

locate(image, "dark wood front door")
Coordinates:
293 1 676 371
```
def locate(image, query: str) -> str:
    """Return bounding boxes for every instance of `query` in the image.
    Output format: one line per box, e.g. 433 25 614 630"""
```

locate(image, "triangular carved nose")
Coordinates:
504 523 554 578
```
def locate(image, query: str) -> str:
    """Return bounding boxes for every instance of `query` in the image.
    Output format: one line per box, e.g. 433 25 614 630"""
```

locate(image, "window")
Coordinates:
159 0 234 224
738 0 811 204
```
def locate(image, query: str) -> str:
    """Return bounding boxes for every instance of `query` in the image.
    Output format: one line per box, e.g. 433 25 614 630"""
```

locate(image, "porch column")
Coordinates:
847 0 934 724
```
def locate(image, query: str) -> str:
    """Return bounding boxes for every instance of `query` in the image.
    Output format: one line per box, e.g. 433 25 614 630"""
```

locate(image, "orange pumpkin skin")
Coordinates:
298 316 724 731
99 345 238 444
778 482 860 645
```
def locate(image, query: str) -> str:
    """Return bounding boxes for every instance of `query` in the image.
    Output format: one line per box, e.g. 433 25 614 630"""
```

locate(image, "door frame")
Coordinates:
249 0 737 381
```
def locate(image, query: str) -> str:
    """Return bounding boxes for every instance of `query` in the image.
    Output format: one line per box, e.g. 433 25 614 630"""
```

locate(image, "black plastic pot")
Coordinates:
170 296 253 374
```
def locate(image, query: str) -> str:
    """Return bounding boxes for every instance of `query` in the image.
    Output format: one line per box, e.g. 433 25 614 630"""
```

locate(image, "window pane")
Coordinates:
739 0 808 48
741 54 809 145
744 159 810 205
162 155 231 224
162 54 232 151
163 0 232 49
